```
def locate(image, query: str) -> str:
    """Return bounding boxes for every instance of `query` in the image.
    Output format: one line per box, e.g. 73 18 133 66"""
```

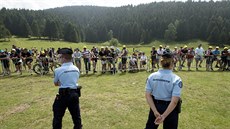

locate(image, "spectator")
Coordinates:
10 49 22 74
150 46 157 72
0 50 10 75
82 46 91 74
120 45 128 72
205 46 214 71
21 48 33 74
99 47 107 74
156 45 164 69
73 48 82 73
212 46 221 68
195 44 205 71
186 47 195 71
220 47 229 71
140 52 147 69
172 47 179 71
91 47 99 73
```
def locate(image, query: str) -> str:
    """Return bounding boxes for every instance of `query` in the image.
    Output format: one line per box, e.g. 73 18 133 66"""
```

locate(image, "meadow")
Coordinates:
0 38 230 129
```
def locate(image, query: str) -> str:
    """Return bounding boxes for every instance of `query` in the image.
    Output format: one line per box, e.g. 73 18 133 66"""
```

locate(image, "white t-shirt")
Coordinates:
140 55 147 61
195 47 204 56
157 49 164 59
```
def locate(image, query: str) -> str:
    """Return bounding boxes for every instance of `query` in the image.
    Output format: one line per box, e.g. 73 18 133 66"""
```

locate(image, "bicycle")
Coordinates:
33 57 61 75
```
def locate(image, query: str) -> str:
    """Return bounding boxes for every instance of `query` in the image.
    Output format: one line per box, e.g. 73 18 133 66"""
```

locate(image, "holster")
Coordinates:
77 86 82 97
176 99 182 113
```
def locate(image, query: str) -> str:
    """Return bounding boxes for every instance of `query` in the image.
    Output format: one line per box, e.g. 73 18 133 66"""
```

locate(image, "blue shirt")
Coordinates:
54 62 80 89
146 69 182 101
212 50 220 55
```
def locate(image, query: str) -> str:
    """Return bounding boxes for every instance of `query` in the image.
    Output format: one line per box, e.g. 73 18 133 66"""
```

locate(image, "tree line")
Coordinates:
0 1 230 45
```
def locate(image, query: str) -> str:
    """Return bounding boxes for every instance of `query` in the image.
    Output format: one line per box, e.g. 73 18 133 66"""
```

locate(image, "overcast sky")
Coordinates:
0 0 190 10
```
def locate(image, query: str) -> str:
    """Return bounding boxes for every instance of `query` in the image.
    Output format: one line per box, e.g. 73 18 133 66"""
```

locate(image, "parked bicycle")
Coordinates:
33 57 61 75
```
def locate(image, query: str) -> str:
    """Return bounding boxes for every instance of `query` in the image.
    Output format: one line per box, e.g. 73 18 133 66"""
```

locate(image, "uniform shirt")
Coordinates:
146 69 182 101
54 62 80 89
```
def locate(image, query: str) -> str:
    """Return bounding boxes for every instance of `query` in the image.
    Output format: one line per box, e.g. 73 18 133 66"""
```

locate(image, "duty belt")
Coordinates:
58 86 82 97
152 96 171 105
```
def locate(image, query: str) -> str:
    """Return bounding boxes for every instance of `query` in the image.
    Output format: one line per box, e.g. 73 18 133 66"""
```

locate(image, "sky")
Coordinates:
0 0 188 10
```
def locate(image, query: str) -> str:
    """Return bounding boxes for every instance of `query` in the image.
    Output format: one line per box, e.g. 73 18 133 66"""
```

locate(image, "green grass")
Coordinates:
0 38 230 129
1 37 229 53
0 71 229 129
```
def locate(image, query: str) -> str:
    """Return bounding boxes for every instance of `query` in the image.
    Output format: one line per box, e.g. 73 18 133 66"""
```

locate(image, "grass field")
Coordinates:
0 38 230 129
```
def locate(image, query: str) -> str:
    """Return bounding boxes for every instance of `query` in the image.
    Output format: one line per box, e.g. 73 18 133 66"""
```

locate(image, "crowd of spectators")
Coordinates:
0 44 229 76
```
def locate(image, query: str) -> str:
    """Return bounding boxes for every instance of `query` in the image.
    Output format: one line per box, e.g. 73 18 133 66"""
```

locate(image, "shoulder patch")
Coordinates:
178 81 183 88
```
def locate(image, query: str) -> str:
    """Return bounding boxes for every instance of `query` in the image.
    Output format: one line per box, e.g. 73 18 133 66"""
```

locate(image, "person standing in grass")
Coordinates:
212 46 221 68
21 48 33 74
99 46 107 74
220 47 229 71
150 46 157 72
186 47 195 71
172 47 179 71
53 48 82 129
205 46 214 71
227 48 230 70
156 45 164 69
195 44 205 70
82 46 91 74
145 51 183 129
73 48 82 73
120 45 128 72
10 49 22 74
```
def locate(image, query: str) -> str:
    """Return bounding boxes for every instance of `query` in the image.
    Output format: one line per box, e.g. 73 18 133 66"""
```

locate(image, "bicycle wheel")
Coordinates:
33 64 42 75
50 63 61 71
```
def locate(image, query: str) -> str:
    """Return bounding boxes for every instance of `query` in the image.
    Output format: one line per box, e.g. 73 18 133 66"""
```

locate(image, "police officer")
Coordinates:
53 48 82 129
145 51 183 129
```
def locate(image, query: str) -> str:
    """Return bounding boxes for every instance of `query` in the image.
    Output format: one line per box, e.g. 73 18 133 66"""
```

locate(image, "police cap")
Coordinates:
59 48 73 55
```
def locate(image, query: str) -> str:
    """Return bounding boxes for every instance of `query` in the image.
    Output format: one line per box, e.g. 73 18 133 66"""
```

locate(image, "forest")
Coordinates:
0 1 230 45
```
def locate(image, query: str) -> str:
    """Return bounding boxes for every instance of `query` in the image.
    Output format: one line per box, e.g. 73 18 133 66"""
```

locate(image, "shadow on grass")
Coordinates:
0 73 54 79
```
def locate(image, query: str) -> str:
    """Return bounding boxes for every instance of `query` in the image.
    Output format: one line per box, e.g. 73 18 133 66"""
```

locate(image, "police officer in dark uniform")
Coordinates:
145 51 183 129
53 48 82 129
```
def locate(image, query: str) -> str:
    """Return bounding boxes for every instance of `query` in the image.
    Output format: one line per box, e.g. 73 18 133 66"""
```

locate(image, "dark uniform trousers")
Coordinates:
53 89 82 129
145 97 179 129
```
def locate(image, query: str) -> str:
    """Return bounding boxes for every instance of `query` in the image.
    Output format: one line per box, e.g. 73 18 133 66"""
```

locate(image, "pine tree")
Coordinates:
164 23 177 41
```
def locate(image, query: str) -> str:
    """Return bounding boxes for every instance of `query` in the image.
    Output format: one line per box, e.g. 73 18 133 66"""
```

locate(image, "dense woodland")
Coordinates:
0 1 230 45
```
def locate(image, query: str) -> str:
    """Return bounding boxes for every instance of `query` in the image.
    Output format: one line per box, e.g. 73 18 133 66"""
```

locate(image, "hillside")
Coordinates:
0 1 230 44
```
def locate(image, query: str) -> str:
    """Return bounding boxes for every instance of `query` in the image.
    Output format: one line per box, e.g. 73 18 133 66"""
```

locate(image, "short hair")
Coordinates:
61 54 72 60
